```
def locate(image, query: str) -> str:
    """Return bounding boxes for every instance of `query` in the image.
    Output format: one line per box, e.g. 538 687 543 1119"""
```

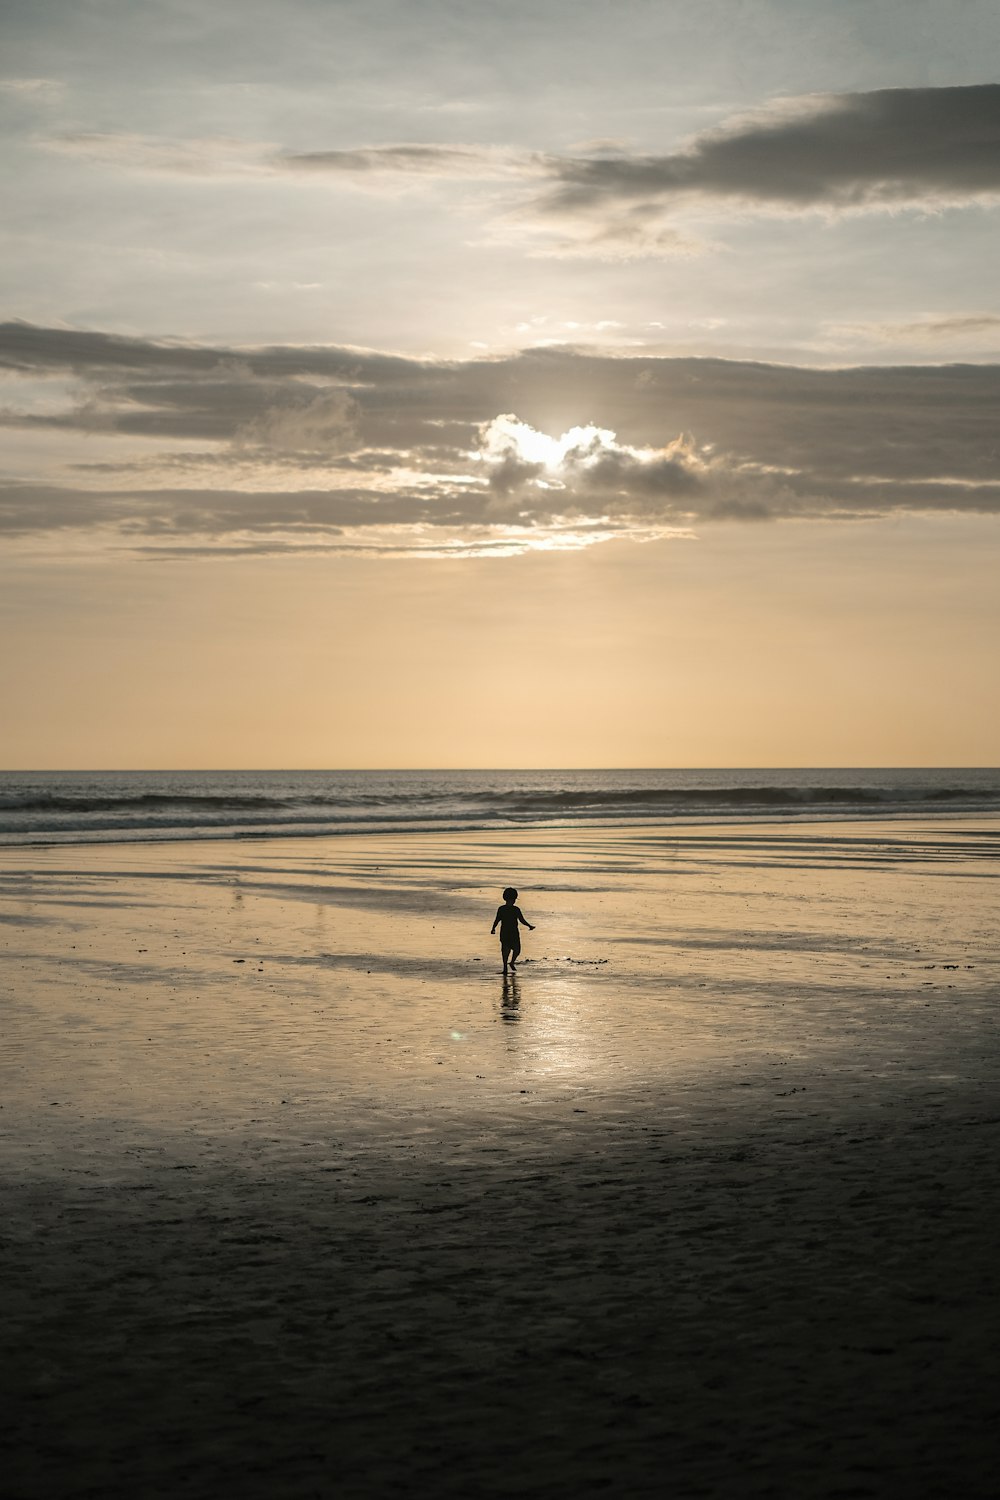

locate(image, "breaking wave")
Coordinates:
1 769 997 846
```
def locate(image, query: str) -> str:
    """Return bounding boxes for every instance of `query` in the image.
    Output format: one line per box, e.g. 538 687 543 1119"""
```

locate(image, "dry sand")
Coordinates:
2 819 999 1498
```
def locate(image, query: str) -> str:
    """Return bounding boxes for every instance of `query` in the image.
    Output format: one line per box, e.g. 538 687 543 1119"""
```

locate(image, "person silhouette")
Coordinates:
491 887 534 973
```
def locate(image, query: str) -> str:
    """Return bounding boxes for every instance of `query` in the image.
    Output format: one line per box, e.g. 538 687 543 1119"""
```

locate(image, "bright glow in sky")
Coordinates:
483 416 609 472
2 0 999 766
481 416 665 475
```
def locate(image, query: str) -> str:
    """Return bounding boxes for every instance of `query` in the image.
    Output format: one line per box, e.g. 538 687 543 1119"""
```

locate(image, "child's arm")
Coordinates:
516 907 535 930
490 906 503 934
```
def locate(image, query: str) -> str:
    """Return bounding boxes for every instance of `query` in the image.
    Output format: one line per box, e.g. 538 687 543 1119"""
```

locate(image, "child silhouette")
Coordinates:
491 887 534 973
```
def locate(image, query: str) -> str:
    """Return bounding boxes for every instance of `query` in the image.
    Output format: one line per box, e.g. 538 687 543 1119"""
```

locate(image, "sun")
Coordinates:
480 413 624 472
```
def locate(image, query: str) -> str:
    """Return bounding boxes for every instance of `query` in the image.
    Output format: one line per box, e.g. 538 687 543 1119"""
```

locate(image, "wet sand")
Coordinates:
2 820 1000 1497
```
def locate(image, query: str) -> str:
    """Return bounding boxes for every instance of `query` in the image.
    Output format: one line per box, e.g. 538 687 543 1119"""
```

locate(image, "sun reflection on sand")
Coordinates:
500 969 611 1081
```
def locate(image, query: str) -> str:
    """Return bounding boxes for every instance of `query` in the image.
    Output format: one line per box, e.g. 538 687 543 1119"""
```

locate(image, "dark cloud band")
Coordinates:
540 85 1000 215
3 320 1000 552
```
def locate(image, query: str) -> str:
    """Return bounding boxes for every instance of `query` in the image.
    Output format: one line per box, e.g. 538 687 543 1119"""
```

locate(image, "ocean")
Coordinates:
0 768 998 847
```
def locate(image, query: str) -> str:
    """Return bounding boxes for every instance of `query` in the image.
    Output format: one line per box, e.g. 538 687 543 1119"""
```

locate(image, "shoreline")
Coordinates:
1 810 1000 858
3 803 1000 851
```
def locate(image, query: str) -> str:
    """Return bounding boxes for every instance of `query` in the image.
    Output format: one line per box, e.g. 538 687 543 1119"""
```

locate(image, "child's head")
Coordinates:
502 886 518 903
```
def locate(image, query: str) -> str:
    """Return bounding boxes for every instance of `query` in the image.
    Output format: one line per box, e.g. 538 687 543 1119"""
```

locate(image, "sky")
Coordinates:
2 0 999 768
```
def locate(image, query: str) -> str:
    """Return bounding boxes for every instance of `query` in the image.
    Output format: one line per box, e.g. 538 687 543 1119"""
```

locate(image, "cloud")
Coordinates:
270 86 1000 255
0 471 668 561
490 204 705 261
252 86 1000 220
234 388 358 455
31 87 1000 259
0 479 473 537
40 132 277 177
3 320 1000 556
537 85 1000 214
0 318 420 383
838 313 1000 343
898 315 1000 338
510 84 1000 256
297 82 1000 261
39 132 540 192
0 77 63 95
479 415 707 507
279 143 538 180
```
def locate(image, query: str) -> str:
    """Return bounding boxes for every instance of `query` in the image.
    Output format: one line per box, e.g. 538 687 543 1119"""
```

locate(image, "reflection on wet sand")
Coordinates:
500 971 521 1021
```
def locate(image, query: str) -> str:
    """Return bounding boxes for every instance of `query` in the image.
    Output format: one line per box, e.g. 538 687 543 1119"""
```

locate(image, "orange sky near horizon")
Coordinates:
3 514 997 769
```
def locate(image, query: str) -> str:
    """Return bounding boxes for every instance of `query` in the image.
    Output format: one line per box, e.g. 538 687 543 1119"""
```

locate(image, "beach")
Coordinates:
3 818 999 1497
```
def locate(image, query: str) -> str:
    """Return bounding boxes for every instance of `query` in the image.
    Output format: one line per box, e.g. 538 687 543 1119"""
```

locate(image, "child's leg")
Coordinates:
501 940 512 971
509 935 521 968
